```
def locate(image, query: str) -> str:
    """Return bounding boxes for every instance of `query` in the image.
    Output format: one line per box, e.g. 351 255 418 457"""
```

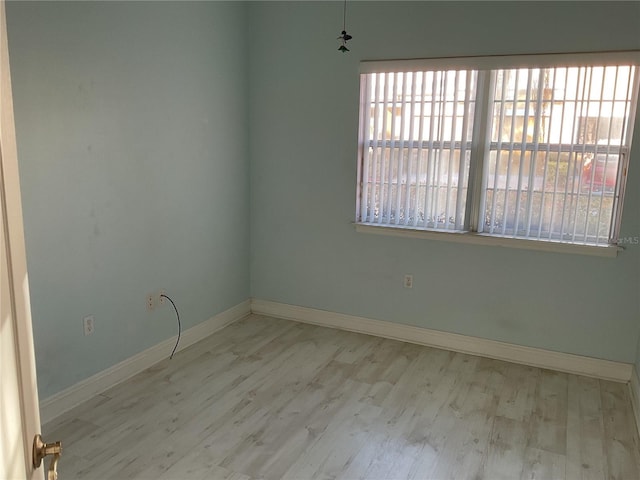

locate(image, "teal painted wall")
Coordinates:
6 1 640 400
249 2 640 363
7 1 250 399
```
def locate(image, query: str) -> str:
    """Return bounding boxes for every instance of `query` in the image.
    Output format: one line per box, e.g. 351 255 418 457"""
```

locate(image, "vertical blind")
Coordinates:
482 66 638 245
357 57 639 246
358 70 477 231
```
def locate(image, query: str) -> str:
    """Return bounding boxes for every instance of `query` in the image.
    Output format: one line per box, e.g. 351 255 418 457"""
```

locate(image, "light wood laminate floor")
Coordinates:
44 314 640 479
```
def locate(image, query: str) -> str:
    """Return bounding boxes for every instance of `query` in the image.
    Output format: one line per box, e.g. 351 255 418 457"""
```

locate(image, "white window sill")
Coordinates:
354 223 621 258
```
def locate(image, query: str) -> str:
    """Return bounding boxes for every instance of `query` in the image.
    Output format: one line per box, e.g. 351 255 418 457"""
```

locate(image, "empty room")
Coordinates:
1 1 640 479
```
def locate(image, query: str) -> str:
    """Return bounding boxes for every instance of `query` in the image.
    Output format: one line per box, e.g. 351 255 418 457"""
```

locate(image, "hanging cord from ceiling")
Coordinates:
337 0 352 52
160 293 181 359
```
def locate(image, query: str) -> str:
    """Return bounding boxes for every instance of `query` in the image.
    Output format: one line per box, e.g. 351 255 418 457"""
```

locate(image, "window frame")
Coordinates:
355 51 640 256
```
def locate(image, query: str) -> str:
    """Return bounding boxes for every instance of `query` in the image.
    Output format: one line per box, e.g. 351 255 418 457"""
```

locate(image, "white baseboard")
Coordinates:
40 299 251 425
630 367 640 437
251 299 632 383
41 297 633 425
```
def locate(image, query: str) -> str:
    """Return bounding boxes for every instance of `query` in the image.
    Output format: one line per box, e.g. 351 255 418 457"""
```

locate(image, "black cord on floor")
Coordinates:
160 294 181 359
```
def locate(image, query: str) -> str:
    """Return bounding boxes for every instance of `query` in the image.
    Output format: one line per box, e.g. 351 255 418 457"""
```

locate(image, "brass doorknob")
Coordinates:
33 434 62 480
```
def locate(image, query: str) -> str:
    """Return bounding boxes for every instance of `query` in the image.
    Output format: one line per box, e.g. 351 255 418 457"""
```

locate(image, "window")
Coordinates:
356 53 640 250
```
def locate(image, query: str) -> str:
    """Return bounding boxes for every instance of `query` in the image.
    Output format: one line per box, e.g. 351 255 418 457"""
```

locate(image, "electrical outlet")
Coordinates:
403 274 413 289
147 290 167 311
147 293 155 311
83 315 95 336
